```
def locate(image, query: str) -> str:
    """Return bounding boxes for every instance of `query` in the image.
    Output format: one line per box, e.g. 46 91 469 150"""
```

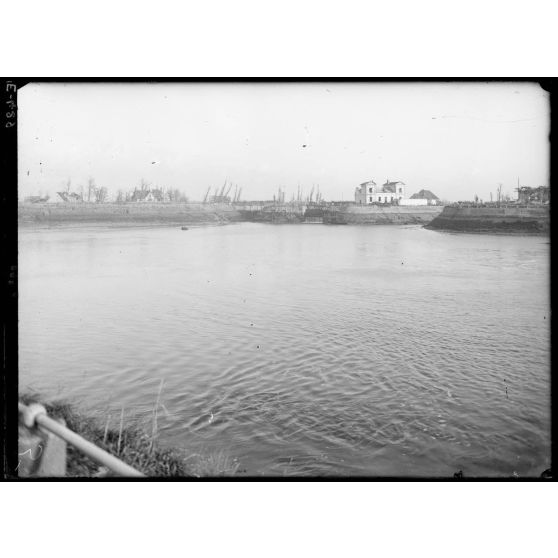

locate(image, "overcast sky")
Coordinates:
18 82 549 202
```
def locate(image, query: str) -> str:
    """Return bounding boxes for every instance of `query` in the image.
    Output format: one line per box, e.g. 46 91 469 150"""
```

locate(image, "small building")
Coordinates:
517 186 550 204
407 189 439 206
399 198 428 206
130 188 164 202
355 180 376 204
355 179 406 205
131 190 154 202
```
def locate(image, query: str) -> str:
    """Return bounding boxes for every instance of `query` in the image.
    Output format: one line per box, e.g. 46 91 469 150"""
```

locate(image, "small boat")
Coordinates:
181 226 189 231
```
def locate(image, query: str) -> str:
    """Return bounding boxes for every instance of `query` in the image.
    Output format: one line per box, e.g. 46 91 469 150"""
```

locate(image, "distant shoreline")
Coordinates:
18 201 242 228
18 220 232 231
18 201 549 235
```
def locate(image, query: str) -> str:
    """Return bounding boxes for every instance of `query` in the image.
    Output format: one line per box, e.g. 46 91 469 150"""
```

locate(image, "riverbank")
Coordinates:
323 204 444 225
426 205 550 234
18 394 240 477
236 204 445 225
19 202 447 228
18 202 242 228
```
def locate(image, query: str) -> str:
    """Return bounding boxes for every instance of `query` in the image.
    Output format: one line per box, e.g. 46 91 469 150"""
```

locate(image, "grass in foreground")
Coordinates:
20 392 238 478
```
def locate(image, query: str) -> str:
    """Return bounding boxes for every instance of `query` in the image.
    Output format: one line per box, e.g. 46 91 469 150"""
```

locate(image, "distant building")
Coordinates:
355 179 406 204
131 190 154 202
130 188 164 202
408 189 440 206
517 186 549 204
57 191 83 202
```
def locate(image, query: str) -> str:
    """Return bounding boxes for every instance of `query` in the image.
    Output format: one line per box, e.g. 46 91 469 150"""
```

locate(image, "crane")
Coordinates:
203 186 211 203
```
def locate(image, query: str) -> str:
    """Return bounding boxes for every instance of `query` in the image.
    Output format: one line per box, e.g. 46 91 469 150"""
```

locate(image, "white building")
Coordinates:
355 179 406 205
399 198 428 206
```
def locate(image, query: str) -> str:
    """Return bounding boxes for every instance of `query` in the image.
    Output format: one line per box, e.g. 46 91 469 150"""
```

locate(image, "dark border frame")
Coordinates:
2 77 554 481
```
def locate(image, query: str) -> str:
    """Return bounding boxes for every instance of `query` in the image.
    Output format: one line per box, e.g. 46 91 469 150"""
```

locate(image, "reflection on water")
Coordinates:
18 223 550 476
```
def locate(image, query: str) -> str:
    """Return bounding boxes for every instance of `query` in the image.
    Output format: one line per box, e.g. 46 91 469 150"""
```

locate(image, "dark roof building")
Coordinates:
130 188 164 202
410 189 439 200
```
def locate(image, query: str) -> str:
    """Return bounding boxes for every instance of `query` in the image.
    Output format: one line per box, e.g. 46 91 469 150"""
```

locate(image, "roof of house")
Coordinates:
359 180 377 187
57 191 83 202
410 189 439 200
131 188 165 201
131 189 152 201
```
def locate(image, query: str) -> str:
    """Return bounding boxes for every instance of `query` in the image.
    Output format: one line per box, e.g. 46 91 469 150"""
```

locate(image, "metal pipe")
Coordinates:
19 403 145 477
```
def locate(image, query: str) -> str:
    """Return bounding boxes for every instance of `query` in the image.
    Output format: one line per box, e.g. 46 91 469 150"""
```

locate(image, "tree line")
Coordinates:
60 178 189 203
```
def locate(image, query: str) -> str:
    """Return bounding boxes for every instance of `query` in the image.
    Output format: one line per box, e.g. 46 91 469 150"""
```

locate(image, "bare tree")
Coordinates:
94 186 108 203
116 190 124 203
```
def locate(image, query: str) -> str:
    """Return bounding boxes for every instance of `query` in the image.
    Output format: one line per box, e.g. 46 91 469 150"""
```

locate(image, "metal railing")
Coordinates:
18 402 145 477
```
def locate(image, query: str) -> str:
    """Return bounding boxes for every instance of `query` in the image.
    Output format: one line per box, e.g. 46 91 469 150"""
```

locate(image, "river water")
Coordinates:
18 223 550 477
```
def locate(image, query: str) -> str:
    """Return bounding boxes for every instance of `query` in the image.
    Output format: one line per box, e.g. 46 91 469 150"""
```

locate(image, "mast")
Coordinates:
203 186 211 203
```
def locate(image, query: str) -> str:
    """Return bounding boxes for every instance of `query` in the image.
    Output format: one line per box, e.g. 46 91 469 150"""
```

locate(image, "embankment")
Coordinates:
238 209 305 223
18 202 242 227
426 205 550 234
18 394 241 477
323 205 444 225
